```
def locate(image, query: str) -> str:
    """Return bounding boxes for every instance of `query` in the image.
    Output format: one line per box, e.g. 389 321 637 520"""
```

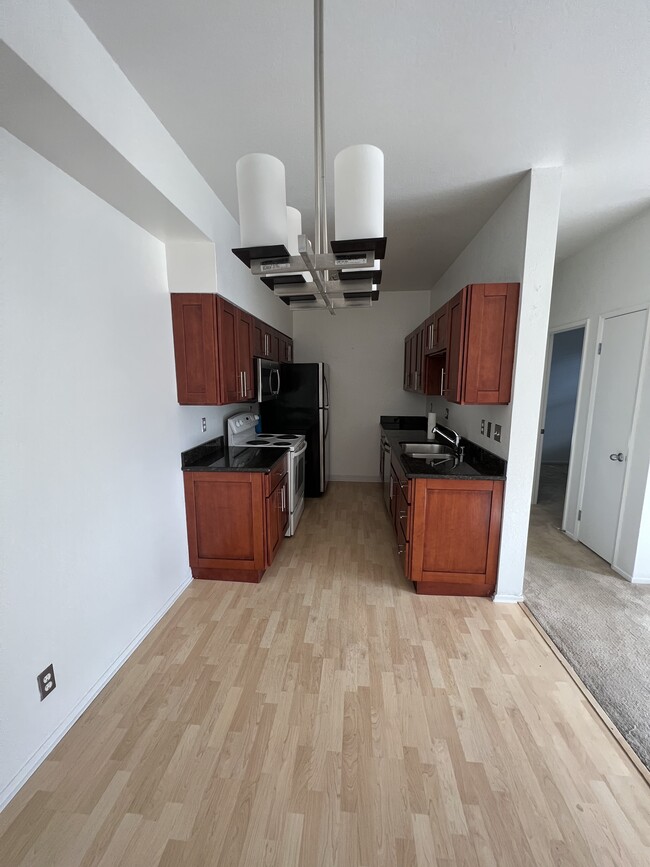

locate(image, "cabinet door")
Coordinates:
266 483 285 565
410 479 503 594
216 297 240 404
269 331 280 362
424 314 436 355
253 319 264 357
403 337 411 390
183 472 266 572
463 283 520 404
409 334 418 391
170 294 219 405
237 309 255 400
433 303 449 353
444 289 467 403
279 336 294 363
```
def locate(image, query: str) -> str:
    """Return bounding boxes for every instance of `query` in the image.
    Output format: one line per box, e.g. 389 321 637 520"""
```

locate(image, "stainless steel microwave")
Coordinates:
256 358 281 402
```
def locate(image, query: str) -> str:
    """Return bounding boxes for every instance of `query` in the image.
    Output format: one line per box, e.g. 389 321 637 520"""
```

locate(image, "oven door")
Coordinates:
256 358 281 402
287 441 307 535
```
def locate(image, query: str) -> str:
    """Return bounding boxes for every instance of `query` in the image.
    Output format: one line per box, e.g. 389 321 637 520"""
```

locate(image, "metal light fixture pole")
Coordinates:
314 0 327 258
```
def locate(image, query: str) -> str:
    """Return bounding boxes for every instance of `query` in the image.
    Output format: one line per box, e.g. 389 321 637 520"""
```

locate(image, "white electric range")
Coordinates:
227 412 307 536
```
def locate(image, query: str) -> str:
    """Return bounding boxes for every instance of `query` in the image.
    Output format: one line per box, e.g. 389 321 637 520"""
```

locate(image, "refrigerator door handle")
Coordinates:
324 405 330 439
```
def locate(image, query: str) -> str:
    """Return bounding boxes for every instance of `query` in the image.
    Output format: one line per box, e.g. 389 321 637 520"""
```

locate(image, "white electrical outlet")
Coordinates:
201 418 207 433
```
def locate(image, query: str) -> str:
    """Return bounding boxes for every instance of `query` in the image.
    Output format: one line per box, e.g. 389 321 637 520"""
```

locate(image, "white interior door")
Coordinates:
579 310 647 562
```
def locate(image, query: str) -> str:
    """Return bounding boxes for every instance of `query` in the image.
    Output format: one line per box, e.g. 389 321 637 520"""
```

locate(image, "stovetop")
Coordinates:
227 412 305 451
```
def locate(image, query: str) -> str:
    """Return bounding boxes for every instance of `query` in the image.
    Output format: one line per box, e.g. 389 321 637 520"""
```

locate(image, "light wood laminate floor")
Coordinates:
1 482 648 866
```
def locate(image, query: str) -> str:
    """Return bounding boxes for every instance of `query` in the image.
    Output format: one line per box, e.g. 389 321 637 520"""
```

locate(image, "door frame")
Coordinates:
531 318 589 522
575 302 650 574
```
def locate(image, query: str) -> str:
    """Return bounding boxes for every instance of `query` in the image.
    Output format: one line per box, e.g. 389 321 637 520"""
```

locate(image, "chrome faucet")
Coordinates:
434 424 461 450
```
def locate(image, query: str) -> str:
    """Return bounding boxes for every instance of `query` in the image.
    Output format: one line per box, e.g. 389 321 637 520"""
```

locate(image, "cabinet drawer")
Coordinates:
390 452 411 503
396 485 410 542
265 452 289 496
397 517 409 578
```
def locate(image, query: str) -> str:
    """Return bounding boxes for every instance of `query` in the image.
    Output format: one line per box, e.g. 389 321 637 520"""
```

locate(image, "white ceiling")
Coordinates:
70 0 650 292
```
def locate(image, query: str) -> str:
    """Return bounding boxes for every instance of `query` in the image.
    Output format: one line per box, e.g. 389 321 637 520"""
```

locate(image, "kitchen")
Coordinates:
171 280 518 598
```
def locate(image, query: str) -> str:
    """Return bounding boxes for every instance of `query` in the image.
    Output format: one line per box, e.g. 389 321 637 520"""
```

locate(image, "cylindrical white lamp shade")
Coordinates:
334 144 384 240
286 206 311 281
236 153 287 247
286 206 303 255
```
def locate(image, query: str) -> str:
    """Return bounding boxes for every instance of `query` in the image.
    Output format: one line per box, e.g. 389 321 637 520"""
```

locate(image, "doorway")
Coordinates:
532 325 585 526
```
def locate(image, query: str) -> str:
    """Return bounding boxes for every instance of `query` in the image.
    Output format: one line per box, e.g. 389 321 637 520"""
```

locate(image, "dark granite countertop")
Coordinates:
181 436 288 473
380 424 506 480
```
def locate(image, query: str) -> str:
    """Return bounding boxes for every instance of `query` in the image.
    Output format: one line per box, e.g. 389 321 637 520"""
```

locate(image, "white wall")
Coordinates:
428 170 563 601
426 176 531 458
550 207 650 581
2 0 292 334
0 132 255 808
292 292 430 479
541 327 584 463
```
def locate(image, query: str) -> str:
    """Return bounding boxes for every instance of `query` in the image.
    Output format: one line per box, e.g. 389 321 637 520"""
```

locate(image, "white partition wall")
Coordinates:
427 169 563 601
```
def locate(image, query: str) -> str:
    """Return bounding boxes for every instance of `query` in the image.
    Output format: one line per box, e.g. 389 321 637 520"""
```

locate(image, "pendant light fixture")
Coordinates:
232 0 386 313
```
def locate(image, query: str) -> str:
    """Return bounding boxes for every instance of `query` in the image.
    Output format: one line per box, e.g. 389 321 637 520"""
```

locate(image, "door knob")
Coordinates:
609 452 625 462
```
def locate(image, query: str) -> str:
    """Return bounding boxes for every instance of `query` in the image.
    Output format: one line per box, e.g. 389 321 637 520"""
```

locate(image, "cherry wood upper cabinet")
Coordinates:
433 303 449 353
236 309 255 401
462 283 519 404
217 297 240 404
171 293 293 405
279 335 293 363
404 282 520 405
444 289 468 403
170 294 219 404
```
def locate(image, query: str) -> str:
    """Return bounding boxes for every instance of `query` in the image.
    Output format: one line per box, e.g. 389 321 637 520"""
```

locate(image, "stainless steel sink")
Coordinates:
401 442 456 459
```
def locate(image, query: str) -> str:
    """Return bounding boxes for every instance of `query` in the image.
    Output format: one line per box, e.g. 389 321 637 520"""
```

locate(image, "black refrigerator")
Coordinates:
260 362 330 497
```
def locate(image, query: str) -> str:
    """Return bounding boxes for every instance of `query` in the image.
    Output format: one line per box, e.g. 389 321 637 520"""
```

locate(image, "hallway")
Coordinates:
526 465 650 771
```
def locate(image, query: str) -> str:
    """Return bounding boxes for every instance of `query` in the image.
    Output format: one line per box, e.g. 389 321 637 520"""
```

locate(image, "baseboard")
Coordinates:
613 564 650 584
329 475 381 483
564 529 579 541
492 593 524 604
0 572 192 812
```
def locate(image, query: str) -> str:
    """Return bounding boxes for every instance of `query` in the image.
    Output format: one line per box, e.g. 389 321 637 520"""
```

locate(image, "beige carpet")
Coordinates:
525 464 650 770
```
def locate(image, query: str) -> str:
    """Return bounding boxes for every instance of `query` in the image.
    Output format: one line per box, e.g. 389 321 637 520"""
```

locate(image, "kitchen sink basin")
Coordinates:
401 443 456 459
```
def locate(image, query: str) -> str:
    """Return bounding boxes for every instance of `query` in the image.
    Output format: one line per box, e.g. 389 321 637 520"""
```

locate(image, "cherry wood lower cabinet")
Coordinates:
408 478 504 595
183 456 289 583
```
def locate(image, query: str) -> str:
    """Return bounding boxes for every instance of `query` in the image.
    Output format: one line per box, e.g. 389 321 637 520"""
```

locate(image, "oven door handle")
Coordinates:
292 441 308 458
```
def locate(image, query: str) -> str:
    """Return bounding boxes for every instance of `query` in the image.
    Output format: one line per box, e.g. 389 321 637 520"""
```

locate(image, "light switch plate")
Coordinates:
480 419 485 435
494 424 502 443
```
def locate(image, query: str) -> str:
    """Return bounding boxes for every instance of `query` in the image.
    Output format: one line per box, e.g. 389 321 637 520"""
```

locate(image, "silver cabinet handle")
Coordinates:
414 371 419 392
240 371 244 397
400 481 408 491
397 544 405 555
440 368 446 394
399 510 407 519
389 476 394 500
610 452 625 462
243 370 247 396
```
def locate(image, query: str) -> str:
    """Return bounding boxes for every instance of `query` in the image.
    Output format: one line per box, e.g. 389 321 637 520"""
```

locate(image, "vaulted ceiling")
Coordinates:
70 0 650 291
